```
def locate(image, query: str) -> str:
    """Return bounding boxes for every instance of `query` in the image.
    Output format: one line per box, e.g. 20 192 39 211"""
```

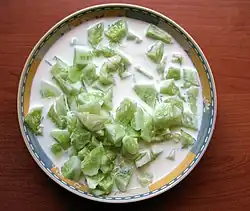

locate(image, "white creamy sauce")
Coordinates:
29 17 203 194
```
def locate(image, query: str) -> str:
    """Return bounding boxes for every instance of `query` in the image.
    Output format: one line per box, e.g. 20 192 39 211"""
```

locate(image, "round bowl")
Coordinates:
17 3 217 203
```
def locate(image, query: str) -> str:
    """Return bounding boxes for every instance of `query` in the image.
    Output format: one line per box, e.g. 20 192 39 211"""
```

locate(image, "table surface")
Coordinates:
1 0 250 210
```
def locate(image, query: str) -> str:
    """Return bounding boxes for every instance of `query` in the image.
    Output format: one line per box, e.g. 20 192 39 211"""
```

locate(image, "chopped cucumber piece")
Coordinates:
159 79 180 96
183 68 199 86
113 166 132 192
154 102 183 129
51 143 63 157
24 106 43 135
66 111 81 134
166 67 181 80
119 71 132 79
48 103 66 129
86 173 105 189
115 98 137 126
135 149 162 168
40 80 61 98
133 84 157 107
77 103 101 114
77 112 109 132
115 50 131 67
105 55 124 74
122 135 139 155
99 63 114 85
98 175 114 194
164 96 184 110
61 156 81 181
100 149 116 173
78 147 90 161
134 66 154 79
48 95 68 129
53 74 83 96
146 41 164 64
89 188 106 196
187 86 199 98
187 87 199 113
131 106 144 131
126 31 142 43
166 150 175 160
157 57 166 79
77 91 104 108
135 150 151 168
67 66 82 83
51 129 71 150
100 162 115 175
105 20 128 43
70 127 91 151
50 59 69 80
151 148 163 160
81 63 98 85
93 46 116 58
180 129 195 148
54 94 68 116
81 144 104 176
102 88 113 111
137 172 153 187
126 31 138 41
74 46 93 67
171 53 183 65
104 123 125 147
92 81 113 92
151 128 171 142
88 136 101 151
88 22 104 47
141 112 153 142
182 111 198 130
146 24 172 44
125 126 140 138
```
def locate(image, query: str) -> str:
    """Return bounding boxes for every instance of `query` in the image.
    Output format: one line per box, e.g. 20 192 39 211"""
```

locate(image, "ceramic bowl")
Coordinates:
17 3 217 203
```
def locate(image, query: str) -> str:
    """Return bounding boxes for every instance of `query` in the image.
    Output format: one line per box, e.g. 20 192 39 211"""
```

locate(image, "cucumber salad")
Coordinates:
24 18 202 196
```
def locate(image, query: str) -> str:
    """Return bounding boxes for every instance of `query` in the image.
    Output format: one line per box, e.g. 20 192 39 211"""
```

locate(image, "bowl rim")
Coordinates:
17 3 217 203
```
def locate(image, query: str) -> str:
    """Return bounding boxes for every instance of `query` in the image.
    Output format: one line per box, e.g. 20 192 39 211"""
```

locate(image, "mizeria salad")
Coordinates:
24 18 202 196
